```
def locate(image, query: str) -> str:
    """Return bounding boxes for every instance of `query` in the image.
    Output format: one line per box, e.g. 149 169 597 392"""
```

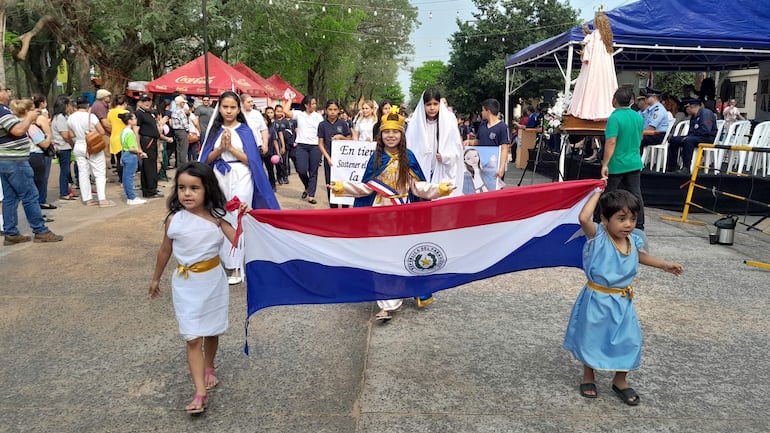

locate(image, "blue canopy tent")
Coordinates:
504 0 770 182
505 0 770 101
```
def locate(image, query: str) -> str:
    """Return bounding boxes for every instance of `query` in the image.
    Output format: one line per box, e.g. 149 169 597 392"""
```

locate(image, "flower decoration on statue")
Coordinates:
542 91 572 138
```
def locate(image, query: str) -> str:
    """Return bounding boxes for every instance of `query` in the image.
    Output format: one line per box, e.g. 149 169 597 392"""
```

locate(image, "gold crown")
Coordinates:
380 106 405 132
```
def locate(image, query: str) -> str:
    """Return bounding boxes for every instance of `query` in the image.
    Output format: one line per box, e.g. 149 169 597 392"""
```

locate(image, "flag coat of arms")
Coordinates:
242 179 603 322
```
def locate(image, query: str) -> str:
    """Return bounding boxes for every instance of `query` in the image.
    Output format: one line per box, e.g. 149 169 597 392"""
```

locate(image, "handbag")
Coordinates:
187 132 199 144
28 123 55 157
85 110 105 155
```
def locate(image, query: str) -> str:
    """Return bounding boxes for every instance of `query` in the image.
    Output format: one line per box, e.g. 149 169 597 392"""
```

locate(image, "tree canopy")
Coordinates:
443 0 579 116
408 60 447 107
5 0 418 104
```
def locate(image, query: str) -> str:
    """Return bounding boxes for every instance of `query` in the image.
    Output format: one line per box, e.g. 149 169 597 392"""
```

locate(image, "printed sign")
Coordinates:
330 140 377 206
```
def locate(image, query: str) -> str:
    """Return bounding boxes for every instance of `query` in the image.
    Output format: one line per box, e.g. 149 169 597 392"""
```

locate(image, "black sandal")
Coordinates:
40 203 57 210
612 384 640 405
579 383 597 398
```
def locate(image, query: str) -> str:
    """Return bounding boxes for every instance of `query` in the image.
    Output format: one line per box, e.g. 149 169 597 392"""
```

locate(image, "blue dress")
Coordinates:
563 223 644 371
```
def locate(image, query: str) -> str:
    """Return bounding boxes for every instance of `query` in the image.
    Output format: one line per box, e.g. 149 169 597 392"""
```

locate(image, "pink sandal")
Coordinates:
205 368 219 390
186 394 208 414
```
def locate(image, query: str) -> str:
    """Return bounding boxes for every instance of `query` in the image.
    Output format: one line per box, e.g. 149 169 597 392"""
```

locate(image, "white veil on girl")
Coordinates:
406 92 464 197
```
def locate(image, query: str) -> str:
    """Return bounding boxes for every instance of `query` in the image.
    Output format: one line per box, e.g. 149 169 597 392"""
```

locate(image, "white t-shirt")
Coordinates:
292 109 324 145
243 109 267 146
354 116 375 141
66 111 100 144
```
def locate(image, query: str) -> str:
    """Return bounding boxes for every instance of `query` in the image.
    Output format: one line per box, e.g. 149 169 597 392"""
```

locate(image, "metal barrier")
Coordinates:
661 143 770 269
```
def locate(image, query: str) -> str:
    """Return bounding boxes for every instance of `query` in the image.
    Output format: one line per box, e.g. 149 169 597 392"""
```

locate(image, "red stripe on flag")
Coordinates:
250 179 603 238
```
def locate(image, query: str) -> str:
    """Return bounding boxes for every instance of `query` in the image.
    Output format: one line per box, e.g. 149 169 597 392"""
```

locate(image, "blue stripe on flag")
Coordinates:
245 223 584 317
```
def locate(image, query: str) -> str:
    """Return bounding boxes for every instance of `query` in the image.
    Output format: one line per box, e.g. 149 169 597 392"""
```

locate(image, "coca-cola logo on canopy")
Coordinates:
175 75 216 85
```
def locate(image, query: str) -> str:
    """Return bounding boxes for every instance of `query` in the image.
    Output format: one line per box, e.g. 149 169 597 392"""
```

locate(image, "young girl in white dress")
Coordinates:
149 161 248 415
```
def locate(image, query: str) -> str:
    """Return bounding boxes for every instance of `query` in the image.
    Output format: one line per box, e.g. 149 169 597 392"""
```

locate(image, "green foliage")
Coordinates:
652 72 697 97
10 0 416 103
408 60 447 105
445 0 579 115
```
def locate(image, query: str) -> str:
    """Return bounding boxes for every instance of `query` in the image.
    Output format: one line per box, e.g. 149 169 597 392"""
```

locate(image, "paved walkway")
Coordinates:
2 160 770 432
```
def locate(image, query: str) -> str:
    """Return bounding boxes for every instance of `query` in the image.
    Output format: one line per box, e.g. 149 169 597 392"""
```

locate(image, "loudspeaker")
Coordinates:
542 89 558 105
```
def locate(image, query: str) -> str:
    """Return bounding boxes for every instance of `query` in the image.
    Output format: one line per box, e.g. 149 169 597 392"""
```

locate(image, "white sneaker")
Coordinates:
228 276 243 285
127 198 147 205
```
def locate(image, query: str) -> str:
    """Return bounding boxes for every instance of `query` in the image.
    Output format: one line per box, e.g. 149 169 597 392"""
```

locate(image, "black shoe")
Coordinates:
282 177 289 184
674 168 690 175
301 191 308 199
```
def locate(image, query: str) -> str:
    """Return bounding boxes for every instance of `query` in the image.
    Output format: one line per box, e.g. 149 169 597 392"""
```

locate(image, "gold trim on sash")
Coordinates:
586 280 634 299
177 256 221 279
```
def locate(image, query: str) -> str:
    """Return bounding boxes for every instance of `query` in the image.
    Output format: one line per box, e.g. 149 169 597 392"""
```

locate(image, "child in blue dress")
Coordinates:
563 188 683 405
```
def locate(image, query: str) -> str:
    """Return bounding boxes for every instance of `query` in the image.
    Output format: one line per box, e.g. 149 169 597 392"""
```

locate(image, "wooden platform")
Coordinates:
561 114 606 135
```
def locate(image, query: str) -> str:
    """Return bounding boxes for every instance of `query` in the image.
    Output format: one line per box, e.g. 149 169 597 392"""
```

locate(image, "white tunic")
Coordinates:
168 210 229 339
212 125 254 269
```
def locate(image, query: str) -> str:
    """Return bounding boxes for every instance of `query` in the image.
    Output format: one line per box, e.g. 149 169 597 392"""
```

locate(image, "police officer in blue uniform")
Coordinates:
640 87 669 150
667 98 717 174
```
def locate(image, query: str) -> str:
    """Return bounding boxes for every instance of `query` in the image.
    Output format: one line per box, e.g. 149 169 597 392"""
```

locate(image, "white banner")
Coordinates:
330 140 377 206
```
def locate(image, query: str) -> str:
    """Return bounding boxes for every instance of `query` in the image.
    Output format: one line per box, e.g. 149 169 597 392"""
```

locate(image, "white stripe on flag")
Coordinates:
243 193 589 276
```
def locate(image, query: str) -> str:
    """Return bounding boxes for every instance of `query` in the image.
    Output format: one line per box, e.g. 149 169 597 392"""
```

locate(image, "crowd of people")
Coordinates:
1 80 693 414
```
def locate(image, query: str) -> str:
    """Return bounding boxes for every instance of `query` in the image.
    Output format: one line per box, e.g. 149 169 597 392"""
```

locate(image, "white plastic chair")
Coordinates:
748 121 770 176
710 120 750 173
724 121 753 173
642 122 675 171
650 121 688 172
699 119 725 173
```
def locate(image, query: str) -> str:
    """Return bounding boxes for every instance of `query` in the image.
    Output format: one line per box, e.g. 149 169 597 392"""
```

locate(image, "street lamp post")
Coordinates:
202 0 210 97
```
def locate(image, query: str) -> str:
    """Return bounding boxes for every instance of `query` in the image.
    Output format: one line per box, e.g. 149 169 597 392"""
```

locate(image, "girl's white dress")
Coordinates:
211 125 254 269
168 210 229 339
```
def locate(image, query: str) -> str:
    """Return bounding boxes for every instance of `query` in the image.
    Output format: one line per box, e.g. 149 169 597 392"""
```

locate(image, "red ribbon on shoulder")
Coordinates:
225 196 246 249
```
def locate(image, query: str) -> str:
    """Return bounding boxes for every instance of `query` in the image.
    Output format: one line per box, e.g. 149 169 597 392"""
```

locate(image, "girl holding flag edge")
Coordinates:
149 161 249 415
198 91 279 285
328 107 456 320
563 187 683 405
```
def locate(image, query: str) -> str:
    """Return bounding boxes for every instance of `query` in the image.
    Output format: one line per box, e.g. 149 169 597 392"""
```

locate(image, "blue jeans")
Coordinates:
295 143 321 197
0 160 49 235
121 152 138 200
29 153 52 204
58 149 72 197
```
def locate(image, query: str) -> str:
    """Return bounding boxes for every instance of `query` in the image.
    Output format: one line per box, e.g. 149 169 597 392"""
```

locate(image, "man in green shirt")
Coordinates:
602 87 646 229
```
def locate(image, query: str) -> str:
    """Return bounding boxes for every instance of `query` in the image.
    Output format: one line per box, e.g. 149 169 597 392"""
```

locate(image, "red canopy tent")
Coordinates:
232 63 283 100
266 73 304 104
146 53 269 97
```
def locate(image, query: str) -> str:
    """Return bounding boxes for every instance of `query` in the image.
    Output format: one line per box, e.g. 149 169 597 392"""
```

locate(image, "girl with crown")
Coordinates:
328 107 456 320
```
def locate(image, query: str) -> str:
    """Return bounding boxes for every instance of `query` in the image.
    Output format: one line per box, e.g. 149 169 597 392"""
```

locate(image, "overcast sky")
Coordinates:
399 0 633 99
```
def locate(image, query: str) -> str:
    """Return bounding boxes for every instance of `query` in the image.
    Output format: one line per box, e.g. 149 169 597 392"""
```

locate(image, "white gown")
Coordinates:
212 125 254 269
168 210 229 339
406 95 465 197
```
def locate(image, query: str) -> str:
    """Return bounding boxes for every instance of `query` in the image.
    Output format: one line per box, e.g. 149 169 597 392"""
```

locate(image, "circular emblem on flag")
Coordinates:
404 243 447 275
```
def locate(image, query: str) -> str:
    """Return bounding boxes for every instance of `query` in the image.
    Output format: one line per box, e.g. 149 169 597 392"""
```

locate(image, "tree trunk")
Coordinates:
0 10 7 86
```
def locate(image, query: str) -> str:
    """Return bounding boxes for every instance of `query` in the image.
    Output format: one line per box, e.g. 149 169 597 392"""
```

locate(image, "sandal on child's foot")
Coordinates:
205 368 220 390
579 383 597 398
186 394 208 414
612 384 640 406
375 309 392 321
